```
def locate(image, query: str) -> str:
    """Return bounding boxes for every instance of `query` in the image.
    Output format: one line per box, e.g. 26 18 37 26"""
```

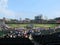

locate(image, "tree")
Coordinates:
55 17 60 20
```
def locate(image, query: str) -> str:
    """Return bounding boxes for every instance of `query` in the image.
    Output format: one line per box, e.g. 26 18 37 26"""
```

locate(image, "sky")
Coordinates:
0 0 60 20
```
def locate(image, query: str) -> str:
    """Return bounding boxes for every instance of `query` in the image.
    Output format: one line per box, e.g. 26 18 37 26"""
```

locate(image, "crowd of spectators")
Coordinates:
2 26 58 38
0 25 60 45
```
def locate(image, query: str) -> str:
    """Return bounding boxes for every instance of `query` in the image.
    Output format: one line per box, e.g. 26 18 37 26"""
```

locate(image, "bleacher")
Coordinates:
32 31 60 45
0 37 34 45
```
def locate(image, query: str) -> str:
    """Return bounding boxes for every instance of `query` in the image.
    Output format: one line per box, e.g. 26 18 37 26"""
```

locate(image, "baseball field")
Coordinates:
7 24 59 28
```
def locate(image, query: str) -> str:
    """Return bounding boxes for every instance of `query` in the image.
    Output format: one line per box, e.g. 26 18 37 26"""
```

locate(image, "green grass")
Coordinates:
34 24 56 27
7 24 58 28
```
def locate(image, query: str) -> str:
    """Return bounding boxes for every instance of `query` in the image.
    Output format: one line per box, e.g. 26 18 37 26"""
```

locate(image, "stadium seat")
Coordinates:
0 37 34 45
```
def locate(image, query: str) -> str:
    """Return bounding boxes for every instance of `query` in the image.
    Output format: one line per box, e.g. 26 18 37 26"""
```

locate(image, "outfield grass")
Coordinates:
7 24 58 28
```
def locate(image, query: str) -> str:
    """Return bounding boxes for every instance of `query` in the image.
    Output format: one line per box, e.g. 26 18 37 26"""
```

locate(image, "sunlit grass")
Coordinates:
7 24 57 28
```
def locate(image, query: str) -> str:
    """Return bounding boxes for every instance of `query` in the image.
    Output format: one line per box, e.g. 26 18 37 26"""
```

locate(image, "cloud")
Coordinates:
51 11 60 18
0 0 8 8
55 11 60 16
0 0 15 18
